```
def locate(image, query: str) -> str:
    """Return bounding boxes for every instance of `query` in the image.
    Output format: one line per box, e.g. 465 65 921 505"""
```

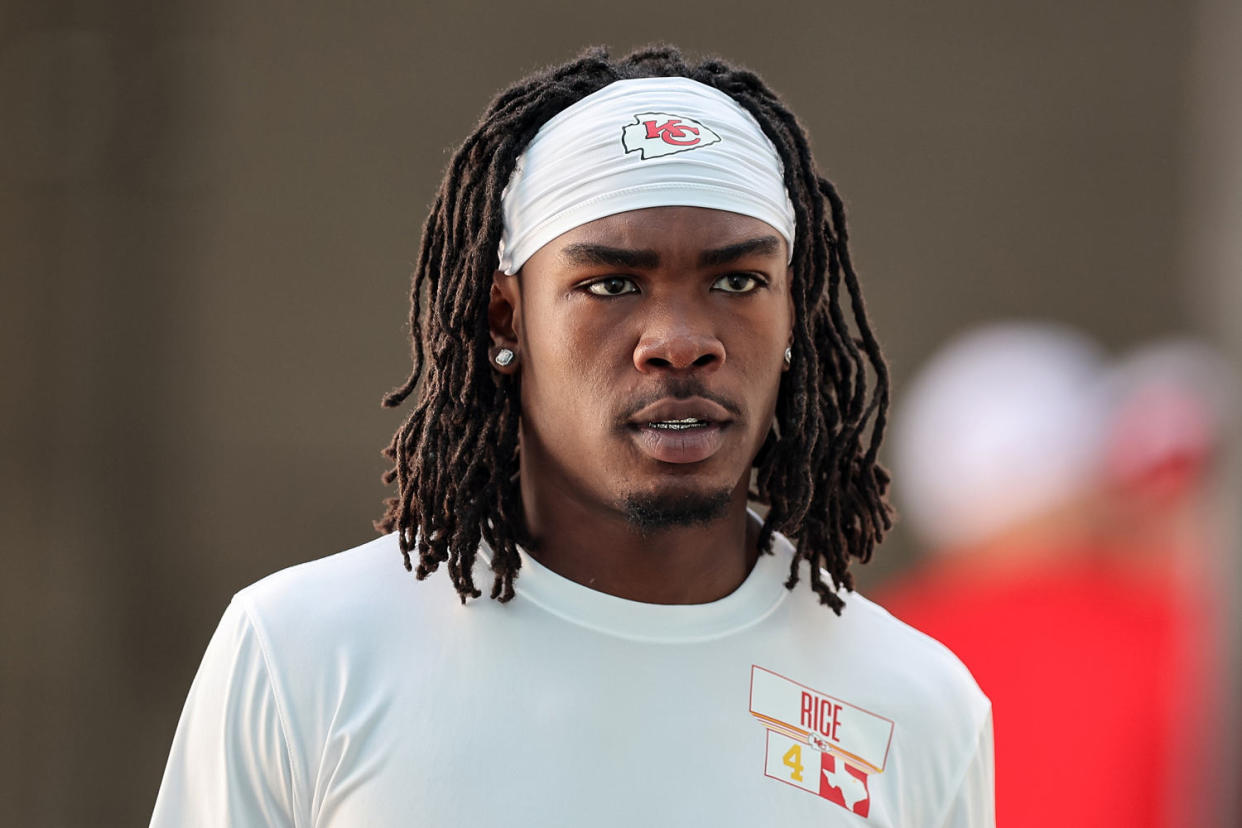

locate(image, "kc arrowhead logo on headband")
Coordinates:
621 112 722 159
499 78 795 275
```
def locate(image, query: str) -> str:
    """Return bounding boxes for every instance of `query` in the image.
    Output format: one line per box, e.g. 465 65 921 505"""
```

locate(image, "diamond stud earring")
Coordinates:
495 348 515 367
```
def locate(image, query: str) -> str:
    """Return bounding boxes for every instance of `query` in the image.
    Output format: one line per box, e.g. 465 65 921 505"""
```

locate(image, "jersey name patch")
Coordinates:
750 665 894 817
621 112 721 159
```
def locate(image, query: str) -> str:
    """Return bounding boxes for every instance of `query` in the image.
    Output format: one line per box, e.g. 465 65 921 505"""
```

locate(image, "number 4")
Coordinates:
782 743 805 782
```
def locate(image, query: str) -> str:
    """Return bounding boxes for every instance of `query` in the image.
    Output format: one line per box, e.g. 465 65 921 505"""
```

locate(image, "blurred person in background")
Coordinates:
1093 338 1236 828
149 46 994 826
1095 338 1233 583
878 322 1231 827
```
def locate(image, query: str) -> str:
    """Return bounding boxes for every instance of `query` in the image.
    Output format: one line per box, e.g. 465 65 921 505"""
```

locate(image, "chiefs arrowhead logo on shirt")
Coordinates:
750 665 894 818
621 112 722 159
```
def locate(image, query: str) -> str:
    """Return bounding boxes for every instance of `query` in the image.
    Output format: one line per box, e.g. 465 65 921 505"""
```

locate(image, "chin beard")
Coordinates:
621 486 733 534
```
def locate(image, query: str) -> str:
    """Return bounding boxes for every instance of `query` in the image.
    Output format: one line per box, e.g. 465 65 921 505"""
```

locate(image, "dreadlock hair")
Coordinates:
378 45 893 614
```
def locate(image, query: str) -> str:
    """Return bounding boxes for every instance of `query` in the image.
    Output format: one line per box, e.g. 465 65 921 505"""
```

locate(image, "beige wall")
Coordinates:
1 1 1220 823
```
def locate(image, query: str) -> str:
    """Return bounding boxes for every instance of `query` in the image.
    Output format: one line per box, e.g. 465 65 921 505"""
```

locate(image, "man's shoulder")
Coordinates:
235 531 405 612
228 532 456 653
844 589 984 689
844 588 988 708
785 579 991 735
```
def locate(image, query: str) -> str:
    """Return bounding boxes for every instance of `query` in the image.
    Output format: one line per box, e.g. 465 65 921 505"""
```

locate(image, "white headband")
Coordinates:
497 77 797 275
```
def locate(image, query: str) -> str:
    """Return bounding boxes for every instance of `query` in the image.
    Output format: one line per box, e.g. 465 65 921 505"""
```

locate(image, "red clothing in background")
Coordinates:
877 557 1204 828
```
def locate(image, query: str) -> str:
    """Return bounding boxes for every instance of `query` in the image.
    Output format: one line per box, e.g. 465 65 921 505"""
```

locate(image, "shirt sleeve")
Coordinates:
150 597 299 828
937 707 996 828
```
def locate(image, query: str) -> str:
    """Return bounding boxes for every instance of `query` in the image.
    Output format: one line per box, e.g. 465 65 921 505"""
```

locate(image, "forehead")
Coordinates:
544 206 788 256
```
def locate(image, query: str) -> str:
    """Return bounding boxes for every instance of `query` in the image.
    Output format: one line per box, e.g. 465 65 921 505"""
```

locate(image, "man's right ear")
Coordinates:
487 271 521 374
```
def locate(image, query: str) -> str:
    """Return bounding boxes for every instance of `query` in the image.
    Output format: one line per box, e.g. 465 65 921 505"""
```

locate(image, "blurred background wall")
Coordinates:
1 0 1237 824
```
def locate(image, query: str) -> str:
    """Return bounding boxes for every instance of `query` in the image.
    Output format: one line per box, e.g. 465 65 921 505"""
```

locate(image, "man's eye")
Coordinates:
713 273 764 293
586 277 638 297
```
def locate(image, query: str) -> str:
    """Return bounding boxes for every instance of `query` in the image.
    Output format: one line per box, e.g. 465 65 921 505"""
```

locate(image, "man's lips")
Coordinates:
621 396 739 464
627 396 734 427
630 421 727 464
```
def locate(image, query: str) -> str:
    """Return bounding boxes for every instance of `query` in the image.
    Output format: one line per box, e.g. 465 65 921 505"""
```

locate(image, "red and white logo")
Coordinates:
763 730 873 817
752 666 892 819
821 750 871 816
621 112 721 159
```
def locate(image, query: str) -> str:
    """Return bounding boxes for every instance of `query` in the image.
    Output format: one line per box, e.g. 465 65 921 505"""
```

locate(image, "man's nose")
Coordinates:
632 306 726 374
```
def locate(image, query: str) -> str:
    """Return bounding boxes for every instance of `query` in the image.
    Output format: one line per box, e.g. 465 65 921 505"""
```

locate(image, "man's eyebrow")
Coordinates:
698 235 782 267
560 243 660 270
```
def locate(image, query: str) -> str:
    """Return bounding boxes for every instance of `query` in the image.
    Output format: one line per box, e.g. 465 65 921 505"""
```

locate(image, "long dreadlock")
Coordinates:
377 45 893 614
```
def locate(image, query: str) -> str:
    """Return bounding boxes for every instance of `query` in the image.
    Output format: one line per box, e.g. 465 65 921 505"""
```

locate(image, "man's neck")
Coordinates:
516 473 763 604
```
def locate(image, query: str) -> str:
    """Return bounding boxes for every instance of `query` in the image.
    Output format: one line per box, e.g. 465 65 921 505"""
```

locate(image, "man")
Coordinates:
152 46 994 825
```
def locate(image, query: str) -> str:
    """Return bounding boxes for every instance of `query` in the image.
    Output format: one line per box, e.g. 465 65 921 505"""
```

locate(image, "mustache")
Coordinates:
618 378 744 425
